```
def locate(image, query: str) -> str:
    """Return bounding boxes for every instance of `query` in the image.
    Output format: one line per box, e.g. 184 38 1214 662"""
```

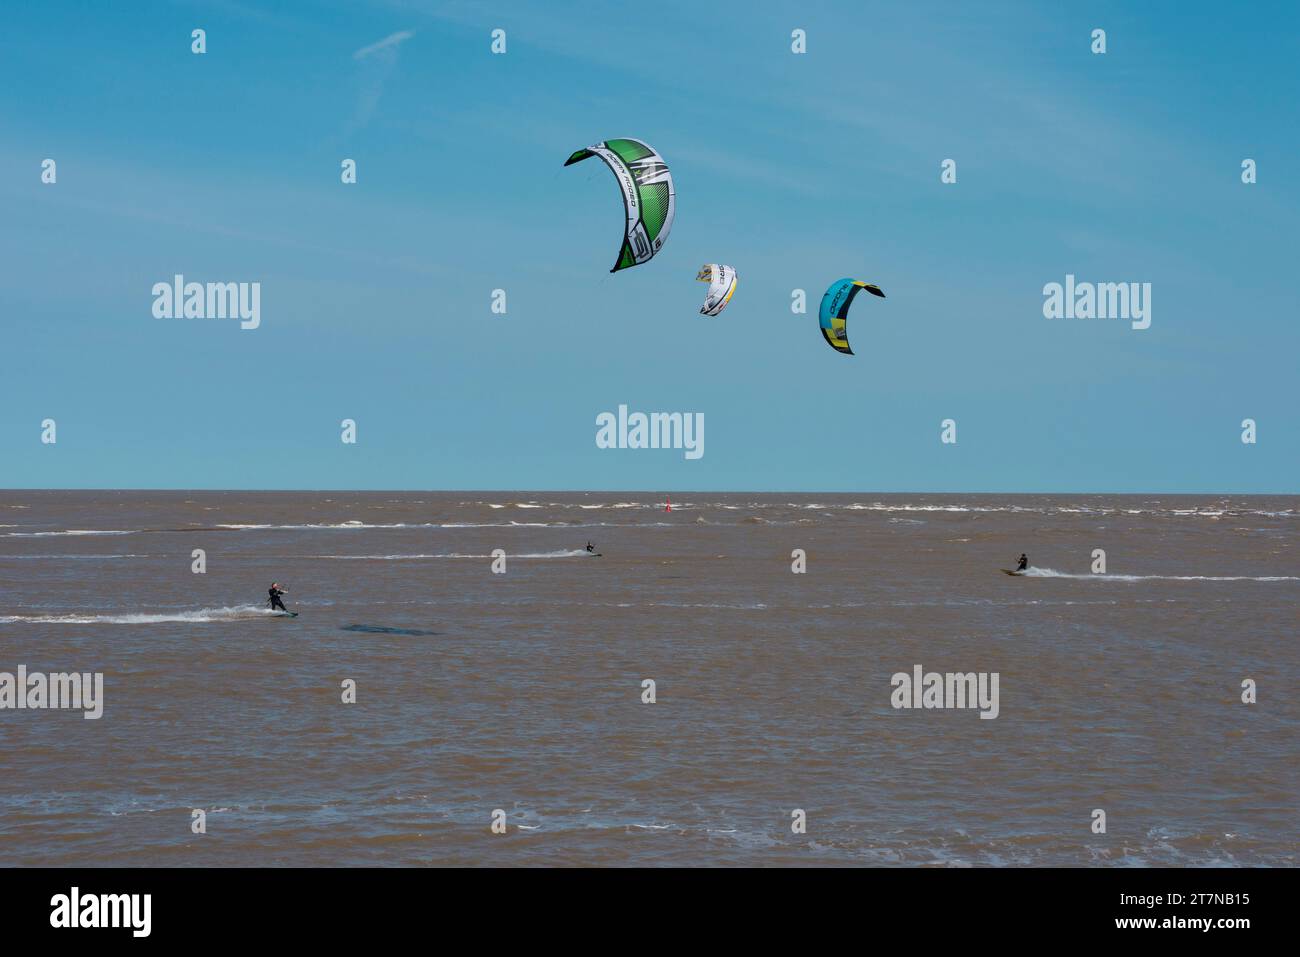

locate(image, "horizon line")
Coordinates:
1 488 1296 498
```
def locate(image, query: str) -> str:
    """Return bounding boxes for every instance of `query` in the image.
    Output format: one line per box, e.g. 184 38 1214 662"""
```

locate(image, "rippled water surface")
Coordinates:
1 490 1296 866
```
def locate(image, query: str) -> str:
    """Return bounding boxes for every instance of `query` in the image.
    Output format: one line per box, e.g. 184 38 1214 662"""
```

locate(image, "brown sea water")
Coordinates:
0 490 1296 866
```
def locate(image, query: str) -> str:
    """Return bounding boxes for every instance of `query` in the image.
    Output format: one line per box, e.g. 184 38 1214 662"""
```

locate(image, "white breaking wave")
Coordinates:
0 554 147 560
435 521 671 529
484 501 667 510
0 604 285 625
222 520 576 530
439 521 552 528
1022 567 1299 582
3 529 136 538
218 520 376 530
314 549 594 560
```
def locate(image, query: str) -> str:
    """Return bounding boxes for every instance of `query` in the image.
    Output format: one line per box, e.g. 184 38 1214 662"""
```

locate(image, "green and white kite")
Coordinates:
564 137 675 273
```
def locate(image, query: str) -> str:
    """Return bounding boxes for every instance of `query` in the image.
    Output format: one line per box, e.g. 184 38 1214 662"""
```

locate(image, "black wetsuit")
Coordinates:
1016 556 1028 571
268 587 287 612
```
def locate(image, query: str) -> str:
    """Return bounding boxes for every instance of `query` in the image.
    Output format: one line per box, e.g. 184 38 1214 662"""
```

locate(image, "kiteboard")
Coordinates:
1000 569 1025 576
273 610 299 617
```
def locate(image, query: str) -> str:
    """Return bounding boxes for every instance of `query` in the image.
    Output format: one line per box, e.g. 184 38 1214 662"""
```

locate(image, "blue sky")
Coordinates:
1 1 1296 492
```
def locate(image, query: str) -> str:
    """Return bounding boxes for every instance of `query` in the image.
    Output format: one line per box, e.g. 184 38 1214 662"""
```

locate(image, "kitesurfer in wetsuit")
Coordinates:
1016 554 1028 571
585 542 595 553
268 583 288 612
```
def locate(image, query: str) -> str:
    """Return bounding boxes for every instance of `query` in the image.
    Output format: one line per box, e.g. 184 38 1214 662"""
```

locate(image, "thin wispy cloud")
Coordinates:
353 30 414 61
346 30 415 136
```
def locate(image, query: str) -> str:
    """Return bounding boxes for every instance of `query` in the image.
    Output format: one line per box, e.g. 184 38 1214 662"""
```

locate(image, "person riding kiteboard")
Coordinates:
268 582 289 612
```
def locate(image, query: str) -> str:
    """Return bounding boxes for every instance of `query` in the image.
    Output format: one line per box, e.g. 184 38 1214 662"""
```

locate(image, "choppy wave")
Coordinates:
3 496 1293 544
1022 567 1299 582
5 494 1292 543
0 604 288 625
0 521 614 536
458 500 1295 519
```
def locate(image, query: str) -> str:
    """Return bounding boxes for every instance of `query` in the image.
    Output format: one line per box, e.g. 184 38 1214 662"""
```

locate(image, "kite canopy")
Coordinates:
818 278 885 355
696 264 738 316
564 138 675 272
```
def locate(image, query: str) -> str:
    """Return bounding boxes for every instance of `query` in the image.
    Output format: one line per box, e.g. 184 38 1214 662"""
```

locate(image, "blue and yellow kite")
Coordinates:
819 279 885 355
